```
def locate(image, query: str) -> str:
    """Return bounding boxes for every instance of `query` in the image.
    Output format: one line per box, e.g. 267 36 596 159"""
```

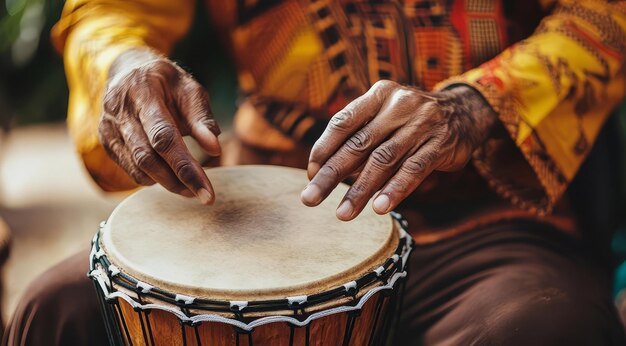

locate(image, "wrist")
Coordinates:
439 84 499 148
107 47 162 88
450 84 497 128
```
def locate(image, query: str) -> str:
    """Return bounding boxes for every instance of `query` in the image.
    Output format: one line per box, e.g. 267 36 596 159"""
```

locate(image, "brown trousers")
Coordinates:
3 221 625 346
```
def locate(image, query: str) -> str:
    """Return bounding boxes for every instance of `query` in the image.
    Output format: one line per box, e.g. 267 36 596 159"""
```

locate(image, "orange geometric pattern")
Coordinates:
51 0 626 214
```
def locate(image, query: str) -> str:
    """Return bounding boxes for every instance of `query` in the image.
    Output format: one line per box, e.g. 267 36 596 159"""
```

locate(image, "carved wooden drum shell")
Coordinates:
89 165 413 346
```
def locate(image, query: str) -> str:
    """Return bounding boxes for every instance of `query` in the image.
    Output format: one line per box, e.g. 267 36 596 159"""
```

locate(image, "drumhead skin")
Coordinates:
101 165 398 301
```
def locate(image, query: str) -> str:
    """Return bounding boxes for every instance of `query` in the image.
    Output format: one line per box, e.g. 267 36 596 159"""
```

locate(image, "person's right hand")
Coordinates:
99 48 220 204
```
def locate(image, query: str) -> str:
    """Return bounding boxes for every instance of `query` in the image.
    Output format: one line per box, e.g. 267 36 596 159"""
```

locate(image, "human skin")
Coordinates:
100 48 498 219
99 47 221 204
299 80 498 221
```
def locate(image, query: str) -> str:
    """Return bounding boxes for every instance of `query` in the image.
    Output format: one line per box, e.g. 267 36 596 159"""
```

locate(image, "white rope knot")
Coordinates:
136 281 154 293
108 265 120 276
343 281 357 294
175 294 196 305
230 301 249 311
374 266 385 277
90 267 111 289
391 254 400 263
88 268 101 280
95 249 105 259
399 227 410 239
287 296 308 306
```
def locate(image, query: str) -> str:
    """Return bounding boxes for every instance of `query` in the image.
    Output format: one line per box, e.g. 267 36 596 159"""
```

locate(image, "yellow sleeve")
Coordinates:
51 0 195 191
436 0 626 214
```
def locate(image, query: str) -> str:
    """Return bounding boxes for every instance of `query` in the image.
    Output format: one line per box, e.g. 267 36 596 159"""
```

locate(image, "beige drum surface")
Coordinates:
101 165 397 301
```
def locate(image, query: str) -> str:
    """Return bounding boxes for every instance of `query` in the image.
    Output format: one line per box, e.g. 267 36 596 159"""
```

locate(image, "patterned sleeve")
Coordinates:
436 0 626 214
51 0 195 191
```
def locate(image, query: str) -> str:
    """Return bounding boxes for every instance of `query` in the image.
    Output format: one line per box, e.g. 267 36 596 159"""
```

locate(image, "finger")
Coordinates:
301 112 396 207
99 114 155 186
335 126 431 221
118 116 194 197
177 79 221 156
307 80 396 179
138 98 215 204
372 138 442 214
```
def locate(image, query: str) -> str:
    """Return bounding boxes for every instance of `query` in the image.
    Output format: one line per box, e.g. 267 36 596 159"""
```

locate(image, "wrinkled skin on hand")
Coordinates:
99 48 221 204
301 80 498 221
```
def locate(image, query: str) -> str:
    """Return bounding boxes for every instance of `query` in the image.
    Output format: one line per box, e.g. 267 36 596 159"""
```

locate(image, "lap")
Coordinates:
2 249 107 346
397 221 625 345
5 222 624 346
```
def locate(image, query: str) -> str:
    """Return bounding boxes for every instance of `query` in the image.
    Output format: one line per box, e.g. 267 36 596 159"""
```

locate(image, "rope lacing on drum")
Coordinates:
88 213 414 332
229 301 248 311
136 281 153 293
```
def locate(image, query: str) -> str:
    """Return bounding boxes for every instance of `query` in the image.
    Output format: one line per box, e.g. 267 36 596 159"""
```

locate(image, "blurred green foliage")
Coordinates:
0 0 67 127
0 0 237 128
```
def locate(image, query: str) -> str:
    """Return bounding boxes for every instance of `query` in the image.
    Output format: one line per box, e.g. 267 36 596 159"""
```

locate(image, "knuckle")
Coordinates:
390 88 418 109
320 163 341 181
184 81 209 100
129 168 152 186
126 69 149 91
402 156 428 176
328 109 356 132
149 60 183 84
103 91 122 115
174 161 196 183
388 177 412 194
149 124 177 153
370 145 396 167
132 148 157 170
106 138 125 155
347 181 367 197
372 79 396 91
397 89 416 103
371 80 399 101
345 130 371 153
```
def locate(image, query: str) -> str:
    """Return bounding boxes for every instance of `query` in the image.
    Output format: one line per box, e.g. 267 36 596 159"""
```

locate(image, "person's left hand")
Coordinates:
300 80 497 221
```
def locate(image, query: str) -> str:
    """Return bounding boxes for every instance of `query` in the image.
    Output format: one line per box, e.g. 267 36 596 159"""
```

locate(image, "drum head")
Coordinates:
101 165 398 301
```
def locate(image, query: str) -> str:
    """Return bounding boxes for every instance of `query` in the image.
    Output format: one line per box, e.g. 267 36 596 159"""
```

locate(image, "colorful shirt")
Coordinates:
51 0 626 216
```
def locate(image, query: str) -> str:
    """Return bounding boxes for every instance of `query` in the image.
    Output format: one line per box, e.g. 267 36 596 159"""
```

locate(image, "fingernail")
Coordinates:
197 188 213 205
336 200 354 220
307 162 320 178
373 194 391 214
301 184 322 205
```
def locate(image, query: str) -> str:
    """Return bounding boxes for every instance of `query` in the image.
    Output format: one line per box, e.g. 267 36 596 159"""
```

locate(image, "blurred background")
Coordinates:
1 0 626 332
0 0 238 323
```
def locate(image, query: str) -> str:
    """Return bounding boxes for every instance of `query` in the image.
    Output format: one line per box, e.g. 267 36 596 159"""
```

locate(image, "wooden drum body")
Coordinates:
89 166 413 346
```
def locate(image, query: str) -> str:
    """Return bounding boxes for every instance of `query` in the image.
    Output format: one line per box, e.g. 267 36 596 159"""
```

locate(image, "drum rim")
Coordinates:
100 165 398 300
88 212 413 330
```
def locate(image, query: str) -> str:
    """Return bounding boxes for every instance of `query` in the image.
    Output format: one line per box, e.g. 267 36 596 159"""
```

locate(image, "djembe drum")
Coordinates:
89 165 413 346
